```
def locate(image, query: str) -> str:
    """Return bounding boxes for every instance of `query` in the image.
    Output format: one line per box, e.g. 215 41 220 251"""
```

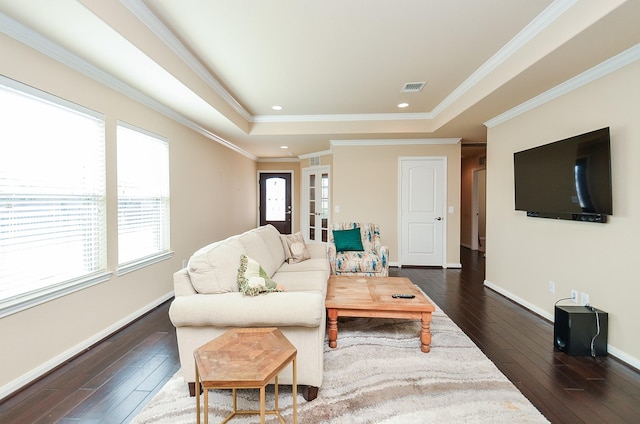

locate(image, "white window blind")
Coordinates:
117 123 170 272
0 77 107 312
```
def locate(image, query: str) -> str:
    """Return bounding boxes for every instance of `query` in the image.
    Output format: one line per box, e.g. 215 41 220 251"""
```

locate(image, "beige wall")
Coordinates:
486 59 640 366
0 34 257 393
332 144 461 266
256 161 301 232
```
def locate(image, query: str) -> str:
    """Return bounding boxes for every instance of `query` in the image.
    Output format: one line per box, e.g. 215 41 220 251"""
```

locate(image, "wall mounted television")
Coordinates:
513 127 612 223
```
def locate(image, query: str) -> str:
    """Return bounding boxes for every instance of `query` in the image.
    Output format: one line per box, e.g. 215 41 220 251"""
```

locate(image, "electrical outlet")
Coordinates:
581 292 590 306
548 281 555 294
570 290 578 303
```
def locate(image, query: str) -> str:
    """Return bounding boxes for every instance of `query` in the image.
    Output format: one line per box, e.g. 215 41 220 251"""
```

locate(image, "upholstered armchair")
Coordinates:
328 222 389 277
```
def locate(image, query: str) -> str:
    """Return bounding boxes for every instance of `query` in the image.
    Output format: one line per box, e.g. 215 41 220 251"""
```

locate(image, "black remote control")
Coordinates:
392 294 415 299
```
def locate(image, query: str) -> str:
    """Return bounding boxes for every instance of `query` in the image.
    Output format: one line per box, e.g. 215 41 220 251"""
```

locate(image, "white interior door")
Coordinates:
400 158 446 266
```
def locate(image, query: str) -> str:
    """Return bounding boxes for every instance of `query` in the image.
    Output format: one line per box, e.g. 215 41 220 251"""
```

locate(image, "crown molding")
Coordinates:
298 149 333 159
432 0 577 117
330 138 461 147
121 0 252 122
251 112 433 123
485 42 640 128
256 157 301 163
0 11 256 161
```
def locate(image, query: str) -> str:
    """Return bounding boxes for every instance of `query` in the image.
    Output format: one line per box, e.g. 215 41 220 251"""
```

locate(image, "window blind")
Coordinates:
116 122 170 271
0 77 107 304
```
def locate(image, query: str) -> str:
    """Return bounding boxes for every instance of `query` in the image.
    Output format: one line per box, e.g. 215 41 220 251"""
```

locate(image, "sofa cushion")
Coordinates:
332 227 364 252
238 231 278 277
278 257 330 274
237 254 282 296
255 225 286 267
271 269 329 293
187 238 244 294
334 251 384 273
281 231 311 263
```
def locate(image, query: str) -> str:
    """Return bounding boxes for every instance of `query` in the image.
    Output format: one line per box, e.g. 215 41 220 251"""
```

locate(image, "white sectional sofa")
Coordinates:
169 225 330 400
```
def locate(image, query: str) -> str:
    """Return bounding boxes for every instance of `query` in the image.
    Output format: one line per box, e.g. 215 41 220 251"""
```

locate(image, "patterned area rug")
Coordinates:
131 307 549 423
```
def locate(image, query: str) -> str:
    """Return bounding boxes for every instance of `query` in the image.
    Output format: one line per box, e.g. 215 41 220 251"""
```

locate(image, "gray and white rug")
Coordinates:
131 306 548 423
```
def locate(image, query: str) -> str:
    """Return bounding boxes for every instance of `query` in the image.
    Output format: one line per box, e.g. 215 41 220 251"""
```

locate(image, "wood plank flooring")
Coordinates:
0 302 180 424
1 247 639 423
394 249 640 423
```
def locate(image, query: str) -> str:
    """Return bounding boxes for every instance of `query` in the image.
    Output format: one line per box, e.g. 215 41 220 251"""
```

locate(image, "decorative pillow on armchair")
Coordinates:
237 254 283 296
332 227 364 252
280 232 311 263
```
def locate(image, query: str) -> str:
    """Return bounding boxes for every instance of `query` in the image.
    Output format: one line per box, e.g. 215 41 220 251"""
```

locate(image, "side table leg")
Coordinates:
259 386 266 423
327 309 338 348
292 356 298 424
274 375 279 412
204 386 209 424
195 364 201 424
420 312 432 353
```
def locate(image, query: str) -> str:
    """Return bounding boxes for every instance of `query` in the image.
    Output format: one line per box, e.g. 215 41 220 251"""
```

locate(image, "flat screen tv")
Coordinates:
513 127 612 223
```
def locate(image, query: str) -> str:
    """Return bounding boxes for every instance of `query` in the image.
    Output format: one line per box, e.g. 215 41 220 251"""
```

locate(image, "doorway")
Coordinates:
258 172 292 234
399 157 447 266
472 168 487 252
301 166 330 242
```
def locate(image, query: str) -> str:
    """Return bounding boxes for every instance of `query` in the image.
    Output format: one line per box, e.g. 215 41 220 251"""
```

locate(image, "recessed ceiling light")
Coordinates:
272 105 283 111
280 145 288 149
398 102 409 108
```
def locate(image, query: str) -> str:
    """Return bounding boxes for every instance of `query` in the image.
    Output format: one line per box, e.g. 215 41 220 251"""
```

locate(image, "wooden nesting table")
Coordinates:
194 327 297 424
325 275 436 353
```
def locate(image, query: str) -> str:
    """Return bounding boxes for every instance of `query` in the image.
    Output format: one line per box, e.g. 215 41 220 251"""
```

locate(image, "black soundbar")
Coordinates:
526 211 607 223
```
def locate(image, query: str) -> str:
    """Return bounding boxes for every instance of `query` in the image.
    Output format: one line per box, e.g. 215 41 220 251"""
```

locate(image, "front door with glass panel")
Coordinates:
302 166 330 242
259 172 292 234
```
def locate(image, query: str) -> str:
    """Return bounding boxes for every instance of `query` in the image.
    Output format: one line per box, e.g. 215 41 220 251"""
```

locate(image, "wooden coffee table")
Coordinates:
325 276 436 353
194 327 297 424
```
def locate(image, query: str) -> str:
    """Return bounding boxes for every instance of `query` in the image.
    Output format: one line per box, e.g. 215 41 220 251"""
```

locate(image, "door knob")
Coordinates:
435 217 442 221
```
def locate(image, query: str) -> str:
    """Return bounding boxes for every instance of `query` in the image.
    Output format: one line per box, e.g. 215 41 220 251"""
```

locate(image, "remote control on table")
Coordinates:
392 294 415 299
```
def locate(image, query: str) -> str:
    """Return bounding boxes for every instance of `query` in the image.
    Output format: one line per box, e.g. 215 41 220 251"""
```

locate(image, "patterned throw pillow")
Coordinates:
280 232 311 263
237 254 282 296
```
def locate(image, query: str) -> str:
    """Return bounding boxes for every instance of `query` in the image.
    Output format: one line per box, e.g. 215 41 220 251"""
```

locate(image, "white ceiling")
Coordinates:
1 0 639 159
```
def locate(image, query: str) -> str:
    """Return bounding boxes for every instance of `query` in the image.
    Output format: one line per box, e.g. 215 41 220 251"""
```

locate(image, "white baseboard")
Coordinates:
0 291 175 401
392 262 462 269
483 279 640 371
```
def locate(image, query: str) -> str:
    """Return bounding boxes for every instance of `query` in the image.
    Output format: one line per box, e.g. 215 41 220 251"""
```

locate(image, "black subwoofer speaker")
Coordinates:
554 305 608 356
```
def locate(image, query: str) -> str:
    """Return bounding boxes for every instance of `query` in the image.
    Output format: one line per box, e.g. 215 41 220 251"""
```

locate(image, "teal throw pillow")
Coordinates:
333 227 364 252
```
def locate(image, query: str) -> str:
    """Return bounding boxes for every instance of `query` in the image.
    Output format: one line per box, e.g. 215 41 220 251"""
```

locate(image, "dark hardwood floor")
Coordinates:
2 247 639 423
0 302 180 424
393 249 640 424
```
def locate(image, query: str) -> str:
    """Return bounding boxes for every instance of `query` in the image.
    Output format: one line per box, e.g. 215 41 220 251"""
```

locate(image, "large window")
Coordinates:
0 77 108 316
116 122 170 274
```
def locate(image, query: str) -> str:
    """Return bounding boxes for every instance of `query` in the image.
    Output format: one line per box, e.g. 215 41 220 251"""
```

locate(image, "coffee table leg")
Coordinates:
259 386 266 423
327 308 338 348
420 312 432 353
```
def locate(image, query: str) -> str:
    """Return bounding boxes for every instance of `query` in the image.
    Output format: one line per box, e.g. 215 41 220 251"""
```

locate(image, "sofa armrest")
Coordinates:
169 291 324 328
174 268 197 296
376 245 390 265
327 242 337 273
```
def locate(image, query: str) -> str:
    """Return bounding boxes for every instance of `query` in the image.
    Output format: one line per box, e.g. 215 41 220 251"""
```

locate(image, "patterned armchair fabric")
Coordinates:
328 222 389 277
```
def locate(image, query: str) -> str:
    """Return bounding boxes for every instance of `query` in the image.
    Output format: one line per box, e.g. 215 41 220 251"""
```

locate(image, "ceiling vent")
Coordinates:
310 156 320 166
401 82 426 93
